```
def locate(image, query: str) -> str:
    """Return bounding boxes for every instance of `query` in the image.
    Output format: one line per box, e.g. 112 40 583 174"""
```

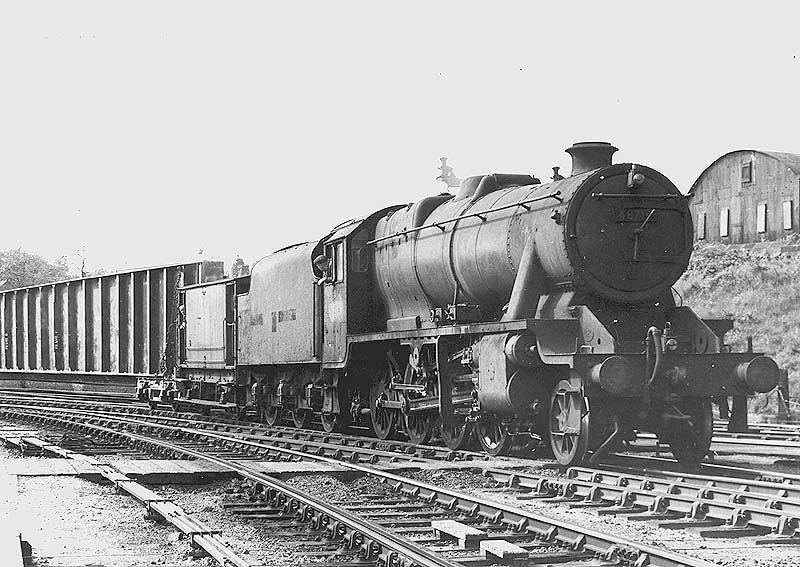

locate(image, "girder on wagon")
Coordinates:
0 261 223 391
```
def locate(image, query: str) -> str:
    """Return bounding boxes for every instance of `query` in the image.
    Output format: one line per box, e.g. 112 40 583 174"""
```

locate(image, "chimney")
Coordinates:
565 142 618 176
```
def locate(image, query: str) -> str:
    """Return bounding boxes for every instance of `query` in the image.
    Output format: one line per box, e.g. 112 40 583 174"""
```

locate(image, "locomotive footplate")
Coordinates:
574 352 780 398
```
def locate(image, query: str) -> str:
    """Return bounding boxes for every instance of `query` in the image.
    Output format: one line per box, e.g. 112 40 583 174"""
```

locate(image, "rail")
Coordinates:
0 407 459 567
0 404 716 567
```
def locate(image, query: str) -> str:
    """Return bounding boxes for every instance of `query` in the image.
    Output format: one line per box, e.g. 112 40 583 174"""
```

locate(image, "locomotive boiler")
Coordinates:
150 141 779 466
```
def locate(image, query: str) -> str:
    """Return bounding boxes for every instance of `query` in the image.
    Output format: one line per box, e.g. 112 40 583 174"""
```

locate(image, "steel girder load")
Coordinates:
0 261 223 390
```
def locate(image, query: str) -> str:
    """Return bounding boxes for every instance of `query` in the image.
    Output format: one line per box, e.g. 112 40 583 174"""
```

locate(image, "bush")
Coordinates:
675 242 800 416
0 249 73 290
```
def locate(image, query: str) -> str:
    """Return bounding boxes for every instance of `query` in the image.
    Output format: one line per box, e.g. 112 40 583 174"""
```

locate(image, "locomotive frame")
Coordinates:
140 142 779 466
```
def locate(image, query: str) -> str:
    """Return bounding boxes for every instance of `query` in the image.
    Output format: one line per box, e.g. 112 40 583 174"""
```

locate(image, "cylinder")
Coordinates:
504 333 541 368
506 369 539 408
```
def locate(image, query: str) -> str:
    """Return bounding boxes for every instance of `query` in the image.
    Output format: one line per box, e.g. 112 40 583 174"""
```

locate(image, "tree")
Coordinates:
0 249 73 290
230 256 250 278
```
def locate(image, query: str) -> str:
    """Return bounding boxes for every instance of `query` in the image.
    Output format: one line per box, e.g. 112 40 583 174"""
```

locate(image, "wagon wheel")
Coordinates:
370 376 396 440
476 414 513 456
663 398 713 467
548 379 590 466
263 405 280 426
440 417 473 451
292 409 310 429
405 411 435 445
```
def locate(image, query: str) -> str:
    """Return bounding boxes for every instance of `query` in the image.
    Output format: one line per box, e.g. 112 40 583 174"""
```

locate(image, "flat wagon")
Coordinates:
0 261 223 393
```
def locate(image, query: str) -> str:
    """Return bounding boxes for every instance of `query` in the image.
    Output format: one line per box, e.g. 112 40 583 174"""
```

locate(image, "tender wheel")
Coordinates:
292 409 309 429
264 405 280 426
320 386 352 433
404 412 435 445
664 399 713 467
370 377 396 440
321 412 348 434
476 414 513 456
440 417 472 451
548 379 590 466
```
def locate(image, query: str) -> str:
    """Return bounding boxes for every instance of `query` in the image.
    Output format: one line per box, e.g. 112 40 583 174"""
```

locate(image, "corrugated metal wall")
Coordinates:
0 261 223 376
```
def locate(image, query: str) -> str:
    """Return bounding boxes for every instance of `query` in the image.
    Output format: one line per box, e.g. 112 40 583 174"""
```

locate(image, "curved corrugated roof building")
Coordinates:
690 150 800 243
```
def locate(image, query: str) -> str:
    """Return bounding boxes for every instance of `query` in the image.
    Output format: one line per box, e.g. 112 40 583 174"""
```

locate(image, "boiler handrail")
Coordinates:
366 191 562 246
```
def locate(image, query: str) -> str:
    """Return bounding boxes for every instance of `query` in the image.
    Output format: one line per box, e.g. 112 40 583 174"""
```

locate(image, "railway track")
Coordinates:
0 403 721 567
0 394 490 464
12 397 800 485
3 399 800 560
483 465 800 543
715 420 800 437
6 390 800 468
633 430 800 460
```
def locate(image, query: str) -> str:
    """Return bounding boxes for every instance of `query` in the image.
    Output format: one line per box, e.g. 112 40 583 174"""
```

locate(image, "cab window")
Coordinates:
325 241 346 283
334 241 345 281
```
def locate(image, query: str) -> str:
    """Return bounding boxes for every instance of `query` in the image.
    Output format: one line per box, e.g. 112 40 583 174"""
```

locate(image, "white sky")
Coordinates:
2 2 799 274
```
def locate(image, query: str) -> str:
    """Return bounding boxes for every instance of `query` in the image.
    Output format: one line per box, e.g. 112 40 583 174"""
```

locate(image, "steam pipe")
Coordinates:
645 327 664 389
503 237 544 321
313 283 323 360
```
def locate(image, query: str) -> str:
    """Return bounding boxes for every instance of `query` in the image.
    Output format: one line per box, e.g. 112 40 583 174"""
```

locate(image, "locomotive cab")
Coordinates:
314 207 404 366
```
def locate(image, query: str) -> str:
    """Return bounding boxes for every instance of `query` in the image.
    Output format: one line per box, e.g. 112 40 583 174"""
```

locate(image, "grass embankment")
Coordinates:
674 241 800 416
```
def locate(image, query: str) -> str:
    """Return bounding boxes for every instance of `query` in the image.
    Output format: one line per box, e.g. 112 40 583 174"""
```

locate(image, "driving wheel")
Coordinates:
370 376 396 440
405 411 435 445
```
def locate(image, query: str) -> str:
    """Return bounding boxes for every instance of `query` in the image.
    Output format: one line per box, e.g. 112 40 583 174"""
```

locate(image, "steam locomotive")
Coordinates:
141 142 779 466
